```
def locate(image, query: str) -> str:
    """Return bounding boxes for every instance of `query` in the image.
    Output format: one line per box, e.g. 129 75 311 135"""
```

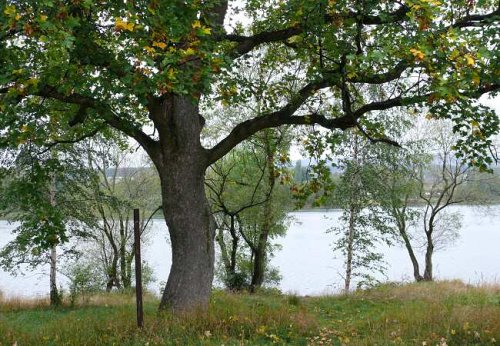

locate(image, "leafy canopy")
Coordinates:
0 1 498 170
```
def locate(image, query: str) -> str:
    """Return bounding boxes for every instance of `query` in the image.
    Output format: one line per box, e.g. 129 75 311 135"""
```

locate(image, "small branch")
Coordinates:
356 123 401 147
37 128 102 155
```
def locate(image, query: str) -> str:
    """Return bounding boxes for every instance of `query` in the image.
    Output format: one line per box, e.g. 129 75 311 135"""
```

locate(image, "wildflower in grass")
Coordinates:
256 325 266 334
438 337 448 346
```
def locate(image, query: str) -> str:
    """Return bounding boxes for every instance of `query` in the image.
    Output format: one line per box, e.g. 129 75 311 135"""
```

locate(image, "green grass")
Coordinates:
0 281 498 345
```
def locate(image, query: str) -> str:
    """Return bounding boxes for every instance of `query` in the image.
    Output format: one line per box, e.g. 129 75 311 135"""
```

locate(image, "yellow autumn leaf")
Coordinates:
168 68 175 79
192 20 201 29
449 49 460 61
201 27 211 35
287 35 302 44
423 0 442 6
4 5 16 16
465 54 475 67
40 14 47 22
183 47 196 56
15 13 21 20
26 78 39 87
21 125 29 132
410 48 425 61
152 41 167 49
144 46 155 54
115 17 134 32
472 74 480 85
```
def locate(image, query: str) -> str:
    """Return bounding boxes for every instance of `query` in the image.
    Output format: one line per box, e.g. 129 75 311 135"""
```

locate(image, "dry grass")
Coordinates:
358 279 500 302
0 293 50 311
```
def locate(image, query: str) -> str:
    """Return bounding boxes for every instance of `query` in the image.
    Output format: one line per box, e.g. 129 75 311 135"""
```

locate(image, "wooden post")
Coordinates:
134 208 144 328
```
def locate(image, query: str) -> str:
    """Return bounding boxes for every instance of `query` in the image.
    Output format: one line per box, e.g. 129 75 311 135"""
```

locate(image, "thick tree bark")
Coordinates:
151 95 215 311
158 163 214 310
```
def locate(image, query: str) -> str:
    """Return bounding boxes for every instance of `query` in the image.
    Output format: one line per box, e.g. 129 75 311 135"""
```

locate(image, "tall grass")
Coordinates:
0 281 498 345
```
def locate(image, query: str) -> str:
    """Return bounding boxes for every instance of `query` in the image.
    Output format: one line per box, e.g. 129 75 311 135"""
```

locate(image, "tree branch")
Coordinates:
207 81 498 165
452 7 500 28
224 5 410 57
31 85 159 158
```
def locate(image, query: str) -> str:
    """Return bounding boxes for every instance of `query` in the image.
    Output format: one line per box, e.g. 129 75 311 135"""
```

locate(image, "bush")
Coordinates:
66 261 106 306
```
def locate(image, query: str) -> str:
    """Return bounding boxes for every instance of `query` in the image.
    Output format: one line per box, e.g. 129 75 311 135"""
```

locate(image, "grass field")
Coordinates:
0 280 498 345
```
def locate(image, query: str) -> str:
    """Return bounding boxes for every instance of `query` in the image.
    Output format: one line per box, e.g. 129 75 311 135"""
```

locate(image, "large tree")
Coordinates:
0 1 498 310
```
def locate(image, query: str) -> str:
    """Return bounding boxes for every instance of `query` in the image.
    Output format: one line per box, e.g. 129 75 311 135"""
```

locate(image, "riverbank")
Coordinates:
1 281 498 345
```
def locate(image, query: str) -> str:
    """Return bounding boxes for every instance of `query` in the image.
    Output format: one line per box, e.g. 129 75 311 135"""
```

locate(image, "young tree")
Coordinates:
417 122 471 281
207 129 292 291
370 119 476 282
369 142 427 282
329 130 390 292
0 145 96 305
82 138 161 291
1 1 498 310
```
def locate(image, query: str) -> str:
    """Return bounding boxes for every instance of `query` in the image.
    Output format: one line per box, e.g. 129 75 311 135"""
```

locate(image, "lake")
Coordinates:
1 206 499 298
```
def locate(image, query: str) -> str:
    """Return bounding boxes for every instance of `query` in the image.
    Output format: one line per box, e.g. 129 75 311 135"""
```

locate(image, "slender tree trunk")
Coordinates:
344 137 361 294
49 245 59 306
250 231 269 291
397 221 423 282
344 205 356 293
250 132 275 292
106 254 120 292
216 227 231 274
229 215 238 275
48 167 59 306
151 95 214 311
423 230 434 281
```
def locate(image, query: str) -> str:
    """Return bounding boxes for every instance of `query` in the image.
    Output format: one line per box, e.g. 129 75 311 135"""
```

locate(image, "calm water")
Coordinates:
1 206 499 298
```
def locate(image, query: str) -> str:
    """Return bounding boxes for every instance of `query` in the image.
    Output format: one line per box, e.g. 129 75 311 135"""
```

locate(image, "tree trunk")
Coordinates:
423 231 434 281
151 95 214 311
215 227 231 274
397 221 423 282
106 253 120 292
229 215 238 275
48 168 59 306
250 131 275 292
49 245 59 306
158 164 214 310
344 205 356 293
250 231 268 291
